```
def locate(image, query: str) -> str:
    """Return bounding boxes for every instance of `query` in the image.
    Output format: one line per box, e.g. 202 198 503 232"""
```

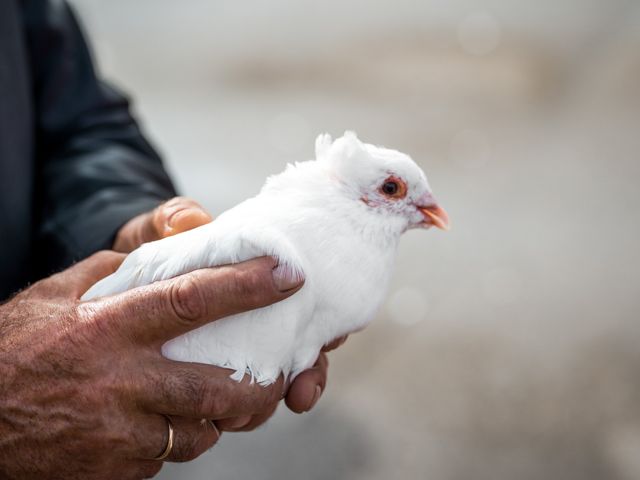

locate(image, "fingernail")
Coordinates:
169 208 211 231
306 385 322 412
227 415 252 429
166 207 190 226
272 264 304 292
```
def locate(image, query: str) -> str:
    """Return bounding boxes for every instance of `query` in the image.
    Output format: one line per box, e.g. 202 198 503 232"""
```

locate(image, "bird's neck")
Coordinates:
347 206 405 250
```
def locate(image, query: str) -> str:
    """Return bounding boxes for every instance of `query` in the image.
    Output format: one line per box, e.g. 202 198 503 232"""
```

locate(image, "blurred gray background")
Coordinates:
70 1 640 479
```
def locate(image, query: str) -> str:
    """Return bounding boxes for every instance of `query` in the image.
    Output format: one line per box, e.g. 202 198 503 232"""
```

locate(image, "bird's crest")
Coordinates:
315 131 365 164
315 133 333 160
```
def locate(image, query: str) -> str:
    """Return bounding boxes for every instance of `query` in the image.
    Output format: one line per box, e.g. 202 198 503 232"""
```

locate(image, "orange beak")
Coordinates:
418 205 450 231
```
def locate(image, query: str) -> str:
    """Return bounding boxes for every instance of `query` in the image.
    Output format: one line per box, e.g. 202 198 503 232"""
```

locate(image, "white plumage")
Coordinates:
82 132 449 385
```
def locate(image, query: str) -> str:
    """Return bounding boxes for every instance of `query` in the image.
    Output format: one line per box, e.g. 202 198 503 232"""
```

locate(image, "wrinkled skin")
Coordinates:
0 197 346 480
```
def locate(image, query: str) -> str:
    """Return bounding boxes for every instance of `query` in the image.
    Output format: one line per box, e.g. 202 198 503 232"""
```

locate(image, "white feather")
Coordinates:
82 131 442 385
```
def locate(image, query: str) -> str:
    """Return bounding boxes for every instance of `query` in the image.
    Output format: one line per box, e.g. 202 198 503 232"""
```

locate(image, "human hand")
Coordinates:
283 335 348 415
112 196 345 428
0 252 301 480
113 197 213 253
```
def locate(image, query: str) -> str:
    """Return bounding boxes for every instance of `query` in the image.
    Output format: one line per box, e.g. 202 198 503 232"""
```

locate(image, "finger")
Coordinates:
165 416 220 463
138 415 220 463
99 256 304 345
138 359 285 420
322 335 348 352
152 196 212 238
217 403 279 432
215 415 254 432
113 210 156 253
285 353 328 414
113 197 213 253
133 460 163 480
38 250 126 299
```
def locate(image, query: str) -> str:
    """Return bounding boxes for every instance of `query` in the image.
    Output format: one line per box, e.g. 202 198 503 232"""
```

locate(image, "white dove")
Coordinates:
82 131 449 385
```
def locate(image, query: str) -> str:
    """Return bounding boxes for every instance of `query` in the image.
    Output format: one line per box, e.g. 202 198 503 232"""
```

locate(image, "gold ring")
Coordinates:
153 415 175 461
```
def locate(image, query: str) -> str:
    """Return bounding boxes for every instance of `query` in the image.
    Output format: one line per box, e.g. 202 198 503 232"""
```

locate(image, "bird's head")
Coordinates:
315 131 450 233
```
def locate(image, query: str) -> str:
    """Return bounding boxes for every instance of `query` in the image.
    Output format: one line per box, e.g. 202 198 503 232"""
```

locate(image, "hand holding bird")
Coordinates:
111 196 338 419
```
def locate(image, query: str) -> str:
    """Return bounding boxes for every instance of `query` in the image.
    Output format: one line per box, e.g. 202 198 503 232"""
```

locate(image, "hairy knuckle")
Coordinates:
198 386 226 417
192 379 211 413
170 277 205 322
172 370 221 417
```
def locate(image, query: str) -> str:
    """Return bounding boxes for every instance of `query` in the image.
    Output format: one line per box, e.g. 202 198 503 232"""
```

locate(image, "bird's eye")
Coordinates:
379 176 407 199
382 181 398 195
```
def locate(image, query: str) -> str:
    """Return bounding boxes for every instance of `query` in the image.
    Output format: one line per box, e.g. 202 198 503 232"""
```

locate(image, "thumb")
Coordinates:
152 196 213 238
97 257 305 346
114 197 213 252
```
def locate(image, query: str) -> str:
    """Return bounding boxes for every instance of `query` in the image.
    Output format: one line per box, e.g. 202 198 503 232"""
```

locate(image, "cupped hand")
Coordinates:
113 196 348 429
0 252 302 480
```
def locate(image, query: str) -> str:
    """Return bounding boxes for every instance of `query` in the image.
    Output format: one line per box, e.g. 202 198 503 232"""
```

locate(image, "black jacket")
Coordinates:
0 0 177 299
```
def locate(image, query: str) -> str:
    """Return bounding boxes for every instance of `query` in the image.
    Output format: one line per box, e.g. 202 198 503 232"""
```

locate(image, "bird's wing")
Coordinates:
81 203 304 300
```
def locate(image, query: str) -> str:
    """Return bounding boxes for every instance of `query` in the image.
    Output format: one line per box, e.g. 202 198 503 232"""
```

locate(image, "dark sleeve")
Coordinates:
22 0 177 272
